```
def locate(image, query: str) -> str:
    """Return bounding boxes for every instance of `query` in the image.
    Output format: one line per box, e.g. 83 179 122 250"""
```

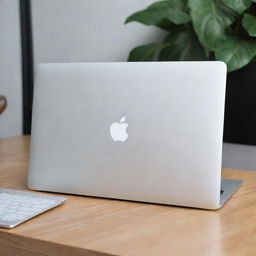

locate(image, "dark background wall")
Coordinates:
224 63 256 145
20 0 33 135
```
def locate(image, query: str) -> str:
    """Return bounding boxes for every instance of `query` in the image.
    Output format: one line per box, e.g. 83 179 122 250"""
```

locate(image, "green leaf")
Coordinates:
125 0 191 28
188 0 236 51
215 37 256 71
242 14 256 36
222 0 251 14
155 18 177 30
159 26 208 61
128 44 160 61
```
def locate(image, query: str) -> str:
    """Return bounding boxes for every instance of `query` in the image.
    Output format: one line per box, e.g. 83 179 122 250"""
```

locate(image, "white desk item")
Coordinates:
28 62 242 210
0 188 65 228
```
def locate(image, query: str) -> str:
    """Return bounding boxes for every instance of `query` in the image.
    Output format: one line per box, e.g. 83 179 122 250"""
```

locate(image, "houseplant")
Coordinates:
125 0 256 72
125 0 256 145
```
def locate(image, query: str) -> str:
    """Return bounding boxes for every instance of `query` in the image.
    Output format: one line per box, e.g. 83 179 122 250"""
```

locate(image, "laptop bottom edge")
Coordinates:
218 179 243 209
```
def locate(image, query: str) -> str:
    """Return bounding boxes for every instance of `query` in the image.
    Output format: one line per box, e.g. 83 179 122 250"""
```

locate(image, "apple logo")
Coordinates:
110 116 129 142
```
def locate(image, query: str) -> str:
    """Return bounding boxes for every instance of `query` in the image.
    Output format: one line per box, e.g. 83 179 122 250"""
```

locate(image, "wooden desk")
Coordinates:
1 136 256 256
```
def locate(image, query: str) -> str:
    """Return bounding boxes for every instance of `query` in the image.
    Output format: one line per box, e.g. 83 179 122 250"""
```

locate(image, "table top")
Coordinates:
0 136 256 256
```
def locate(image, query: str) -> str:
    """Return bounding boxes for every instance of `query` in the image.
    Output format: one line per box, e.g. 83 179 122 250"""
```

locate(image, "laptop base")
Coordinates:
219 179 243 209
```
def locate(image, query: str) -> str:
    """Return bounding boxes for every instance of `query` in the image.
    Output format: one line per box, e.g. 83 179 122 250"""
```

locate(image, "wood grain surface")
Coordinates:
0 136 256 256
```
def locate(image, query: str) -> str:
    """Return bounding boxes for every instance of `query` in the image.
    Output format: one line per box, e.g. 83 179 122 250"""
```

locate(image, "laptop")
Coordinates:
28 62 242 210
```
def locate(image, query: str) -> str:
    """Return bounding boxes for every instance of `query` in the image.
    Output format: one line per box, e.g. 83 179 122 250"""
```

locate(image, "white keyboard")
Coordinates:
0 188 66 228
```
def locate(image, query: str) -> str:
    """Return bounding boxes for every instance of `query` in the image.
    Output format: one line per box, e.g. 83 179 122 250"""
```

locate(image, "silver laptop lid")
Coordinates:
28 62 227 209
